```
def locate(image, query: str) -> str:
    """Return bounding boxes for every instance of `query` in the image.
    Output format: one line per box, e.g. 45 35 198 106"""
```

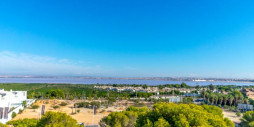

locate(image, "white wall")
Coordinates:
0 99 36 124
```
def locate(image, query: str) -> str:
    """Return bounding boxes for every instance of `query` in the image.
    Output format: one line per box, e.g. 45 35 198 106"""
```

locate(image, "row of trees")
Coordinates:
100 103 235 127
29 87 155 101
201 89 246 106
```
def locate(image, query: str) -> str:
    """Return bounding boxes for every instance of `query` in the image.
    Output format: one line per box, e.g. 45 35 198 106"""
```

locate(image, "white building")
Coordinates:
168 96 182 103
0 89 35 124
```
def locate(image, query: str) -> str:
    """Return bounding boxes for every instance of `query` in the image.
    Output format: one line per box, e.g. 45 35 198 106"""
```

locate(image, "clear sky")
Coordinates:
1 0 254 78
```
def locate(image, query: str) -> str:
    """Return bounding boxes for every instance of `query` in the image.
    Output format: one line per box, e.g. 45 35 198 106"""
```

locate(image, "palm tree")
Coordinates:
218 95 223 105
228 95 234 106
233 90 244 106
239 95 244 104
233 93 239 106
214 95 218 105
223 95 228 106
209 94 215 104
201 90 207 100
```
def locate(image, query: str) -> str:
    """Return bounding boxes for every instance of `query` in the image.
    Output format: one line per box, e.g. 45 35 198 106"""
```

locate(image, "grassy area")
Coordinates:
0 83 46 91
0 83 101 99
0 83 147 100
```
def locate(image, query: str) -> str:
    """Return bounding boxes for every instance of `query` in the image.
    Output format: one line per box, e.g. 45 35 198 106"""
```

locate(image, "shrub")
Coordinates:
11 112 16 118
0 123 7 127
90 101 101 109
236 112 241 117
31 105 39 109
224 105 229 109
52 105 60 109
100 109 106 113
22 101 27 108
77 109 80 113
18 109 23 114
75 102 89 108
60 102 68 106
230 106 236 111
183 97 193 104
10 107 15 111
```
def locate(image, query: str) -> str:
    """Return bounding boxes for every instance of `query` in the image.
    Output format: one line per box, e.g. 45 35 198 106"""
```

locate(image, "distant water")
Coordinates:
0 78 254 86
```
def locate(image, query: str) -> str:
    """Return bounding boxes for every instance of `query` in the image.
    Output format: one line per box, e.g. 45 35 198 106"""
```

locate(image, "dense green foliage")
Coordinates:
182 97 193 104
37 111 81 127
201 89 245 107
100 103 235 127
46 89 65 99
11 112 17 118
60 102 67 106
7 119 38 127
75 101 101 108
0 83 141 99
0 123 7 127
31 105 39 109
241 111 254 127
7 112 81 127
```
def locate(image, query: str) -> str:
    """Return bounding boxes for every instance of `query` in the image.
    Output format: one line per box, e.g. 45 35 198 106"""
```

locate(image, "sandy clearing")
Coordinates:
13 100 127 125
223 109 241 123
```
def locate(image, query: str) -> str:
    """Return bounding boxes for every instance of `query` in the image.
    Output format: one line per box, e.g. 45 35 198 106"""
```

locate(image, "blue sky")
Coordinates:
1 0 254 78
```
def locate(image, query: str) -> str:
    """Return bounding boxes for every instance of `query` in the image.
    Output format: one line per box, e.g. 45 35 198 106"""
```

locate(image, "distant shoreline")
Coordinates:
0 77 253 86
0 76 253 82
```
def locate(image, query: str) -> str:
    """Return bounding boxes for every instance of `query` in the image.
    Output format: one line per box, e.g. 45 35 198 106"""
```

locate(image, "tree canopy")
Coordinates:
7 112 81 127
241 111 254 127
7 118 38 127
100 103 235 127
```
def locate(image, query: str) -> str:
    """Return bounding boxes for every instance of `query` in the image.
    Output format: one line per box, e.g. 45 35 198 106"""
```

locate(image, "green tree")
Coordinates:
232 90 243 106
224 118 235 127
7 119 38 127
218 95 223 105
201 90 207 102
195 85 200 90
102 103 234 127
0 123 7 127
154 118 171 127
241 111 254 127
22 100 27 108
142 84 148 89
208 84 215 91
181 82 188 88
37 111 81 127
228 95 234 106
11 112 17 118
223 95 228 106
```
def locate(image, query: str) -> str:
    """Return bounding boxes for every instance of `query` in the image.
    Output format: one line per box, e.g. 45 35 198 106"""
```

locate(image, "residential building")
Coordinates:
0 89 35 124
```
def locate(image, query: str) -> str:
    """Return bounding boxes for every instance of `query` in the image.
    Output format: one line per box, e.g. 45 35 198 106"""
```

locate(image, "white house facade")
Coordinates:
0 89 35 124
